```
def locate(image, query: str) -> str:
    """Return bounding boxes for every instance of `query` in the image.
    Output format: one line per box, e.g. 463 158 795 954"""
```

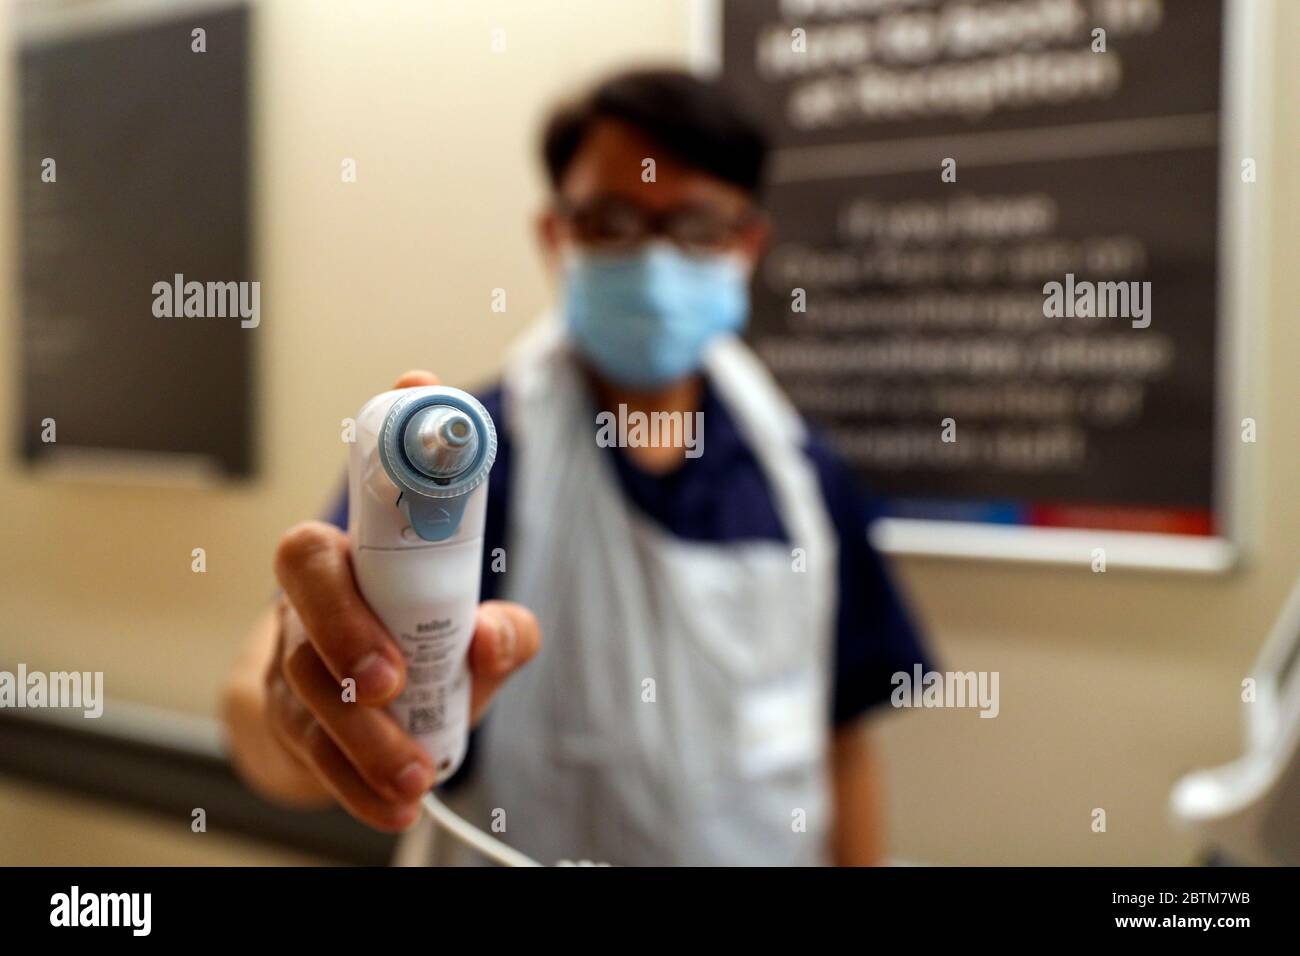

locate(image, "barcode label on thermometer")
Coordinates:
408 703 445 735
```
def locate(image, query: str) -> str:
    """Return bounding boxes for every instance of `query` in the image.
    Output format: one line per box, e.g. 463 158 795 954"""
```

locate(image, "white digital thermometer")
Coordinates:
347 386 497 784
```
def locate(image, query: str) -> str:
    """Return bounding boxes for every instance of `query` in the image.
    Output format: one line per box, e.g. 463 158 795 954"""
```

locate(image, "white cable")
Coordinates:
420 791 543 867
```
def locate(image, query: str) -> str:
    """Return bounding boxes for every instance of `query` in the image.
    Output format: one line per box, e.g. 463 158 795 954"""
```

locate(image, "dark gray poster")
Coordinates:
722 0 1223 537
18 6 253 477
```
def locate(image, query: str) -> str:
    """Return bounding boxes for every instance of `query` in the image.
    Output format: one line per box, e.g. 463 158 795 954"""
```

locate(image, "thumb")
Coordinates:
468 601 542 724
393 369 440 389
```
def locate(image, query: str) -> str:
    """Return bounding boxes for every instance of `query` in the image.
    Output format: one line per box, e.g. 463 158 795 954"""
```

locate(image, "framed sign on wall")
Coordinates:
699 0 1271 571
17 1 254 482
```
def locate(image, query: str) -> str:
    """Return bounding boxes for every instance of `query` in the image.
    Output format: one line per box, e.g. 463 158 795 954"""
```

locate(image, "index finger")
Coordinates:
273 521 406 704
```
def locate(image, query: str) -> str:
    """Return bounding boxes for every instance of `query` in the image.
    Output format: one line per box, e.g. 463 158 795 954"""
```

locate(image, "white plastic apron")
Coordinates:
449 319 836 865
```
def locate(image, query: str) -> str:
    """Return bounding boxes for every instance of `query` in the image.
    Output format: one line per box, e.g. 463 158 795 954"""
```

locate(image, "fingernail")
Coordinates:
493 614 517 670
354 653 401 699
394 761 434 798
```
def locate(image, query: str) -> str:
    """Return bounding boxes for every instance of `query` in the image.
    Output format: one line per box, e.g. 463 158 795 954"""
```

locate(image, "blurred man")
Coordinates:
224 69 929 865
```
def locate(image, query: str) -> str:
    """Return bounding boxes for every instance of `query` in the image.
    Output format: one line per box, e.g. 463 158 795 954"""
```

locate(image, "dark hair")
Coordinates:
541 68 769 196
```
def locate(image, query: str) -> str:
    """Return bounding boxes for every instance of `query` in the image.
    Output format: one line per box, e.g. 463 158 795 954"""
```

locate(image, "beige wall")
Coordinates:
0 0 1295 865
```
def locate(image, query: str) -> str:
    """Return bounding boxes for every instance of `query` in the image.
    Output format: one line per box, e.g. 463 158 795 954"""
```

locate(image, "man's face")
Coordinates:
538 118 769 269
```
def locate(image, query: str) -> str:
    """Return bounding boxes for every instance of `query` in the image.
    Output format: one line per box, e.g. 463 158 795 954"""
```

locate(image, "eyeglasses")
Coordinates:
555 196 760 254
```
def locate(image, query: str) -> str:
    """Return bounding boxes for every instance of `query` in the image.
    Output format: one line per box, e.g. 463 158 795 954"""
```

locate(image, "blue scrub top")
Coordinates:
327 381 932 726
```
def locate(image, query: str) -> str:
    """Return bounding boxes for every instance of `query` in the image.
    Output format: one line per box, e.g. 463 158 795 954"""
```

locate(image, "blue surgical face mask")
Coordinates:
560 242 750 389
